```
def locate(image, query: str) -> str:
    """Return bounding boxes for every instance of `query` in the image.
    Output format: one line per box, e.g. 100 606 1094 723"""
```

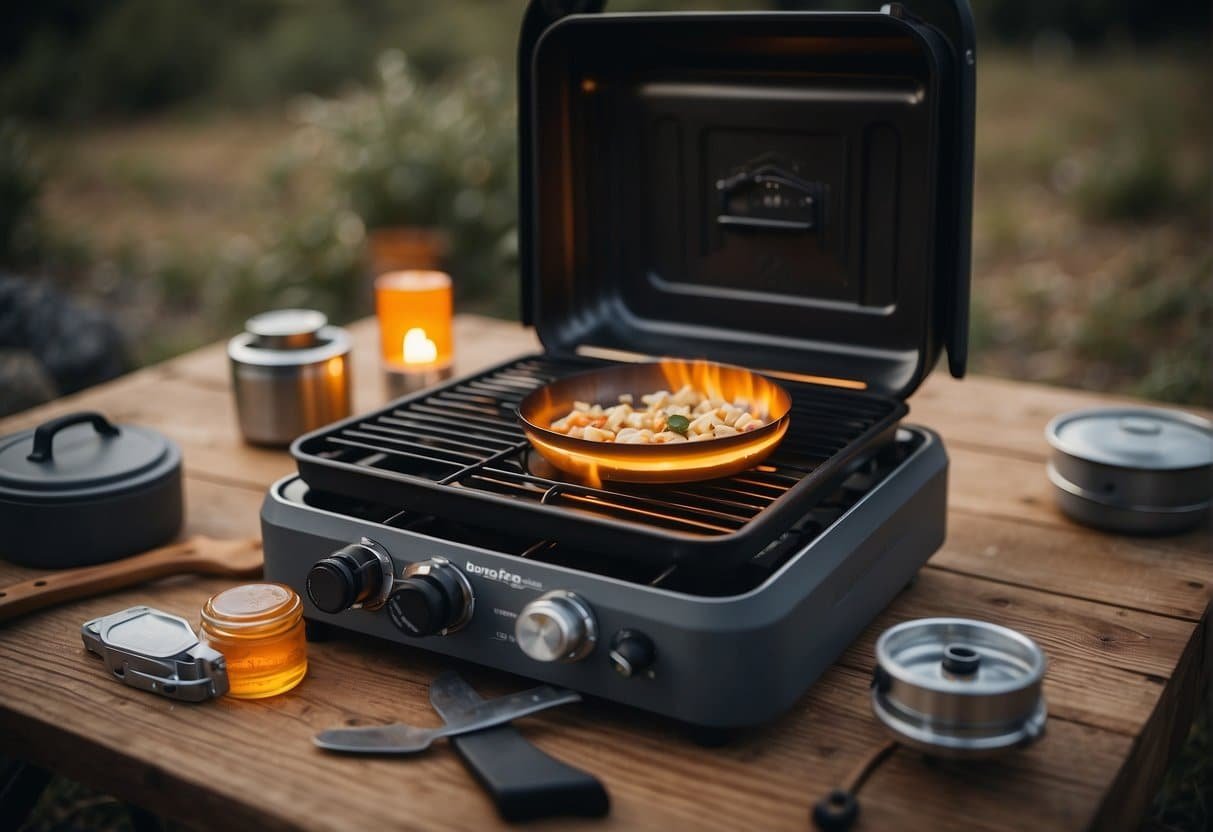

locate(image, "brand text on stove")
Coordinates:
464 561 543 590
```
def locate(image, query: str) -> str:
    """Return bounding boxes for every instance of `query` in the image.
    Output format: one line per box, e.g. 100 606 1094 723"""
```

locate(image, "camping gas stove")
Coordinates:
262 353 948 728
262 0 975 729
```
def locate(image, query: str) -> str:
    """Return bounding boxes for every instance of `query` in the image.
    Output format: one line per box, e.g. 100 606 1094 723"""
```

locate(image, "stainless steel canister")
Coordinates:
228 310 352 446
1045 406 1213 534
872 618 1047 757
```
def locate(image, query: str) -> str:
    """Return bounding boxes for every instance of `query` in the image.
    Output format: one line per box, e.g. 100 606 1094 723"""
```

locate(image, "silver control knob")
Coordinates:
515 590 597 662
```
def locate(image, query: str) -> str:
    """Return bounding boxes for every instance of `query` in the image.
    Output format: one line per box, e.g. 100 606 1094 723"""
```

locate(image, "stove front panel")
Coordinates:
263 428 948 728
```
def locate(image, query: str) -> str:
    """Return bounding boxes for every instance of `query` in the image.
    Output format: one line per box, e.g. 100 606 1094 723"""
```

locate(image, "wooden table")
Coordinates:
0 315 1208 831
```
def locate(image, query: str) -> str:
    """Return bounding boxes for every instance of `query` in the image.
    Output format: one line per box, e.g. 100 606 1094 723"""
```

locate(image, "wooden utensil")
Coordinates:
0 537 262 623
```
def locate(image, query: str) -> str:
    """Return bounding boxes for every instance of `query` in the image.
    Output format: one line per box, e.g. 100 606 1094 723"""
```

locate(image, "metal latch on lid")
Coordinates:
82 606 229 702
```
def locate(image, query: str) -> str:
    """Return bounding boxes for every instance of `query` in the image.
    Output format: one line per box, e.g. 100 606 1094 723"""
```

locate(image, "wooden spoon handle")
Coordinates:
0 536 237 623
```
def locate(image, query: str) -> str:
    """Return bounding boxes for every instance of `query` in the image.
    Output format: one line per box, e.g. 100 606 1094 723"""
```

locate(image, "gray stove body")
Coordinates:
261 427 947 729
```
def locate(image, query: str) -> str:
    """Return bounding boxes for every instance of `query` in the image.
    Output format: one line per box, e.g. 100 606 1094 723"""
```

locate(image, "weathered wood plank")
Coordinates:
947 446 1212 556
910 371 1213 461
0 315 540 492
843 568 1191 735
160 314 540 411
1 315 1208 832
935 511 1212 621
0 554 1147 832
1092 615 1209 831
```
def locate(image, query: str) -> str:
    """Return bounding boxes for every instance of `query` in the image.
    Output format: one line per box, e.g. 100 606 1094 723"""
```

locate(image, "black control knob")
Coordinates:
387 559 473 637
608 630 656 678
306 541 390 614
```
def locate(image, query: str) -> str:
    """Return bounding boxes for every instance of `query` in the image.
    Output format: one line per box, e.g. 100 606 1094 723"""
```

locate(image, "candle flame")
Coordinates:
403 327 438 365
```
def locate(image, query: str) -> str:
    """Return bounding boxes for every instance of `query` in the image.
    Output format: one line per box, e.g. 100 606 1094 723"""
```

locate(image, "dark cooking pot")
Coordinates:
0 411 183 567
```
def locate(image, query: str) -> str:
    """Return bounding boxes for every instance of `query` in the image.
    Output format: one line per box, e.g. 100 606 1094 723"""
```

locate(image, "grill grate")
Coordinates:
294 354 905 570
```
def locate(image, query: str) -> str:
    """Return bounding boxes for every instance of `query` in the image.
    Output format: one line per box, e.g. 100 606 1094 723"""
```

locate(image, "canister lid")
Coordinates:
0 411 180 501
245 309 329 350
1046 407 1213 471
228 310 352 369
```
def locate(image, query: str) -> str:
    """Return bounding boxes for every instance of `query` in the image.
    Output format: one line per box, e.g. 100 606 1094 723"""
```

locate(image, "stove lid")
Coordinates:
518 1 975 399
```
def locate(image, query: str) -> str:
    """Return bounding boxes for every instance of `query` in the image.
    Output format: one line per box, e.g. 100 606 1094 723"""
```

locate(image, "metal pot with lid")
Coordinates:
228 309 353 446
1045 406 1213 534
0 411 183 567
872 617 1047 757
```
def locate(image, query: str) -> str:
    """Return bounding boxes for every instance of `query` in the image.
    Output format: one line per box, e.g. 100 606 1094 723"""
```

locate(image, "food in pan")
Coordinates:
548 384 770 444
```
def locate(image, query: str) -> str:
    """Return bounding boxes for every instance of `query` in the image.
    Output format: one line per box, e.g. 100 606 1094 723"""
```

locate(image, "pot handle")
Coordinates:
26 411 121 463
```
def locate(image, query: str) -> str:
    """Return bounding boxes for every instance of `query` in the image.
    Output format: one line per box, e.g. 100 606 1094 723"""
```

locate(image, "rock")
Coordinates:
0 348 58 417
0 274 129 412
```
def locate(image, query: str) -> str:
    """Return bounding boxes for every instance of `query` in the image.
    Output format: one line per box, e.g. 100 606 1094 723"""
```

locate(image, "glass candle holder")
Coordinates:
199 583 307 699
375 270 455 396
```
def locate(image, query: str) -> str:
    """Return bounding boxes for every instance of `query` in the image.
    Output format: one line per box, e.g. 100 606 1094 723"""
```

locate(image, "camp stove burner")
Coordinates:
262 0 976 729
292 354 905 572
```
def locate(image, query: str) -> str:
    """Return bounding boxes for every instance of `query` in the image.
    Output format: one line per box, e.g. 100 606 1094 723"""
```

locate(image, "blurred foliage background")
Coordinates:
0 3 1209 831
0 0 1209 408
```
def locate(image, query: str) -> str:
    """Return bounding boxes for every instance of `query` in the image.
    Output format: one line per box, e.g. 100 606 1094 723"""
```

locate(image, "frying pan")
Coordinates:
517 360 792 484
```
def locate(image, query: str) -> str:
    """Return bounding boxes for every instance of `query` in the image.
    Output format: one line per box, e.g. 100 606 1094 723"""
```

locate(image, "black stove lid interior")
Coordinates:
519 1 975 399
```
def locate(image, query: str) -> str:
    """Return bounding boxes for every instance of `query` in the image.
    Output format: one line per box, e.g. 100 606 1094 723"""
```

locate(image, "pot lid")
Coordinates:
0 411 181 501
1046 407 1213 472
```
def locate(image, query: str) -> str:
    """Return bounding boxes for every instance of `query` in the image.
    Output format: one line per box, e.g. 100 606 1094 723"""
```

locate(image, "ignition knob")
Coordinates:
387 558 474 637
515 591 597 663
306 539 392 614
608 630 656 678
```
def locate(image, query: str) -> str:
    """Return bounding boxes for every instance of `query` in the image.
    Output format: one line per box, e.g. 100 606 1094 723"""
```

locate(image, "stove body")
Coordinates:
262 0 974 729
263 425 945 729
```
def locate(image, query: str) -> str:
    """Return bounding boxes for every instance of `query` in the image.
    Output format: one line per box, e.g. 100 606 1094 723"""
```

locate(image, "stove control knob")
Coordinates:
387 558 474 637
515 591 597 663
608 630 656 678
306 539 393 614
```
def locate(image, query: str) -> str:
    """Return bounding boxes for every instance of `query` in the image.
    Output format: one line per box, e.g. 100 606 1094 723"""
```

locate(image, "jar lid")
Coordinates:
245 309 328 350
1046 407 1213 471
0 411 180 501
872 618 1047 756
201 583 302 637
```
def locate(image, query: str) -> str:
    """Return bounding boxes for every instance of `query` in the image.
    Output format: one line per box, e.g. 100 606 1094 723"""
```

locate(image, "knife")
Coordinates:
314 684 580 754
430 671 610 821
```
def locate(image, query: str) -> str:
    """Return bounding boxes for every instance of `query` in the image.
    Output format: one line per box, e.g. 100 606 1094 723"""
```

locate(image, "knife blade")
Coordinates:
314 684 579 754
430 671 609 821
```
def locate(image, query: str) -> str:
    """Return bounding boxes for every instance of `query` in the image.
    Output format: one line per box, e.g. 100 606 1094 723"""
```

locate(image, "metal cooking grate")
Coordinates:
294 354 905 570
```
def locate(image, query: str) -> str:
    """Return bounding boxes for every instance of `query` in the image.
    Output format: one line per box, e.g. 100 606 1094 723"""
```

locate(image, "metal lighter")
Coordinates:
82 606 229 702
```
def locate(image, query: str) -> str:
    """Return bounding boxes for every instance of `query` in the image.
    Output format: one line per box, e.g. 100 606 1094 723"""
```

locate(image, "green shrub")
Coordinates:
216 8 375 107
289 51 518 307
1073 134 1189 223
1074 249 1211 406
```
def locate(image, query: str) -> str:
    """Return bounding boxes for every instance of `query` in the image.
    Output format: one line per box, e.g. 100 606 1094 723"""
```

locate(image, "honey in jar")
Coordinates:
200 583 307 698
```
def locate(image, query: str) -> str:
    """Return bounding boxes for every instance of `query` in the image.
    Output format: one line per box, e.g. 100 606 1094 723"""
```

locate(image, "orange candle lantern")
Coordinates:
375 270 455 395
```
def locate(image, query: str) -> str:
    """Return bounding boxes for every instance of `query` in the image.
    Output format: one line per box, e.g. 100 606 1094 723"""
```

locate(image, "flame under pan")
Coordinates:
517 360 793 484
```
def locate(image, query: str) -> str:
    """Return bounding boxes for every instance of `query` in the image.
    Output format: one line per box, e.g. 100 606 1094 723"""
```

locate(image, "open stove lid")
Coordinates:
518 1 975 399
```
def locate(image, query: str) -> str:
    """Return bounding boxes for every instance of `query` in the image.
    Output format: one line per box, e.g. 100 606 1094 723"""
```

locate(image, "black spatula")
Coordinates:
429 671 609 822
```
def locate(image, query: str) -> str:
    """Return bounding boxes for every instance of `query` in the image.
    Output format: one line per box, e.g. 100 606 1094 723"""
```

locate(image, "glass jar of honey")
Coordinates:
200 583 307 699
